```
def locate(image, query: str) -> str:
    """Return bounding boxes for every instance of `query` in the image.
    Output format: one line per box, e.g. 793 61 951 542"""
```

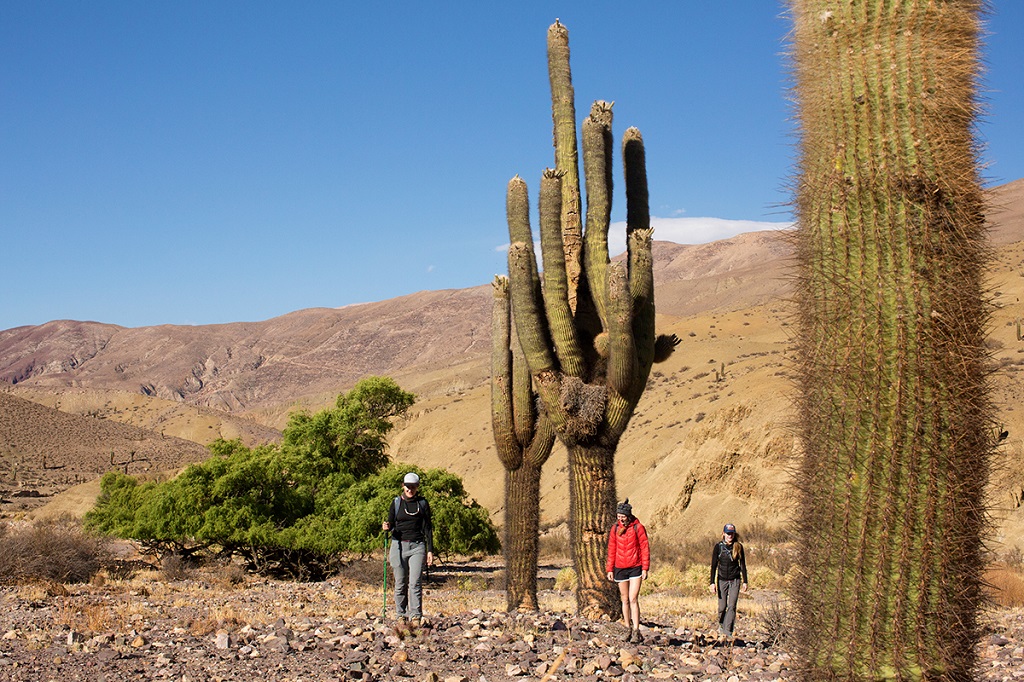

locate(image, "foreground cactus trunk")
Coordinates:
491 276 555 611
503 22 676 616
790 1 992 678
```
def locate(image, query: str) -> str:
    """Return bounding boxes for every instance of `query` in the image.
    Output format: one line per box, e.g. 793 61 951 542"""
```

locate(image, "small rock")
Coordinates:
505 663 526 676
392 650 409 663
990 635 1011 647
264 635 290 654
214 630 230 649
707 663 724 674
130 635 146 648
423 673 440 682
2 631 17 640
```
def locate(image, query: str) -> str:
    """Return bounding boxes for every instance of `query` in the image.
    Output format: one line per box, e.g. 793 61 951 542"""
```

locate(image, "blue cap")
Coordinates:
723 523 736 534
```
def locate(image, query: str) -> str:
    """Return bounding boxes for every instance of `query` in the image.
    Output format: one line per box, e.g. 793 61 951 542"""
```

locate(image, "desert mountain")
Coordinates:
3 179 1024 550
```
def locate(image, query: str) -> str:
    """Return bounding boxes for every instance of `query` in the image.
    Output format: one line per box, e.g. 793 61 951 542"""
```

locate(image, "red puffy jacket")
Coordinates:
606 518 650 572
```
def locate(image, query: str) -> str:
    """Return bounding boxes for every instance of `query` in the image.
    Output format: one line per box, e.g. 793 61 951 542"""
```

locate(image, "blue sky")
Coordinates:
2 2 1021 331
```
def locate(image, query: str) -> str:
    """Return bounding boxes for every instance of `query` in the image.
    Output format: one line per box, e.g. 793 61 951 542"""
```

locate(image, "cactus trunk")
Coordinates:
567 440 618 615
504 463 544 610
790 1 992 678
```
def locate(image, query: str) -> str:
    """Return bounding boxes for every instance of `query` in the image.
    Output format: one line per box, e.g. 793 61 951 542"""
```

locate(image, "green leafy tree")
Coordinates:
282 376 415 480
87 377 498 575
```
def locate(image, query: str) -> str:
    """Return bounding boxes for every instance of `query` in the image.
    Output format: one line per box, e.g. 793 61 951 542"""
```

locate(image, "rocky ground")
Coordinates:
0 565 1022 682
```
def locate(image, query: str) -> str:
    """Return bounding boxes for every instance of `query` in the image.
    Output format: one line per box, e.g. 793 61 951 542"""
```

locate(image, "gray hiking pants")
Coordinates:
390 540 426 618
717 578 742 635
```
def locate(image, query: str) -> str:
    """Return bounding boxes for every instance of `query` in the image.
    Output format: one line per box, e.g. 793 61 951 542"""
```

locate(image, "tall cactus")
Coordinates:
790 1 992 678
491 276 556 611
504 21 677 616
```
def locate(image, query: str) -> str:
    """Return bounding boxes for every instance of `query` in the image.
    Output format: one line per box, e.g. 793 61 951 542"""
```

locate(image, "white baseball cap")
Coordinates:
403 472 420 486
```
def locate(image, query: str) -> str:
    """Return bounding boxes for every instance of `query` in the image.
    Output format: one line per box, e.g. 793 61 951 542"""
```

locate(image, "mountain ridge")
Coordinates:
3 179 1024 548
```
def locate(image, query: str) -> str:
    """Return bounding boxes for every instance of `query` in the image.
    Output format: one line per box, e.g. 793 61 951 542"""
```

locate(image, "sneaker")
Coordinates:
629 629 643 644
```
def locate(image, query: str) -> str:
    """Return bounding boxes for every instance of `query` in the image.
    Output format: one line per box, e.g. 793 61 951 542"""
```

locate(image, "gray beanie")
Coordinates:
616 499 632 517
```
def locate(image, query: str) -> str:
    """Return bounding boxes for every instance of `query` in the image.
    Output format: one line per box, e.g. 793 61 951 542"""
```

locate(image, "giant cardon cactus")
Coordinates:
491 276 556 611
504 21 678 617
789 1 993 678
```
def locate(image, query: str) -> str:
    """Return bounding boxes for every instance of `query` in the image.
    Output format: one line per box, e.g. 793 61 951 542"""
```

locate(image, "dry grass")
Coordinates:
985 565 1024 608
0 518 106 584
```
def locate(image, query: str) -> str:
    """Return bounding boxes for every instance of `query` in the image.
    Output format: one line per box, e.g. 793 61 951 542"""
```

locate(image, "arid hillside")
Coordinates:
3 179 1024 552
0 391 212 512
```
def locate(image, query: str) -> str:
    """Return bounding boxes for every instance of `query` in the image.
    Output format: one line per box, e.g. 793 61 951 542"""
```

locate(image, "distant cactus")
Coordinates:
491 276 555 611
790 1 992 678
503 21 678 616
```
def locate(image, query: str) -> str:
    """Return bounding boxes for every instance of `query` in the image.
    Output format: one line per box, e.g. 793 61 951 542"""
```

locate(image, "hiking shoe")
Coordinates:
410 617 421 628
629 629 643 644
625 628 633 642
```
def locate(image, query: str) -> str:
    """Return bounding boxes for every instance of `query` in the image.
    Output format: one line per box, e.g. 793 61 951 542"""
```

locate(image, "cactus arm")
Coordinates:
627 228 656 382
491 276 522 471
622 128 650 237
622 128 653 303
606 262 638 402
506 177 556 374
511 324 536 448
539 169 586 378
524 413 556 469
508 243 556 373
582 101 615 329
506 176 535 251
547 20 583 308
622 128 655 382
507 178 573 435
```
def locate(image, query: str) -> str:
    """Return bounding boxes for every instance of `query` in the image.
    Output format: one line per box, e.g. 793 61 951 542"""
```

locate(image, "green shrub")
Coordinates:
553 567 577 591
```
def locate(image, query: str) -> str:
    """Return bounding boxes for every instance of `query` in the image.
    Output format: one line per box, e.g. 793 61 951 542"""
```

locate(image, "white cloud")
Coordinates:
607 216 792 255
426 265 435 273
496 217 791 256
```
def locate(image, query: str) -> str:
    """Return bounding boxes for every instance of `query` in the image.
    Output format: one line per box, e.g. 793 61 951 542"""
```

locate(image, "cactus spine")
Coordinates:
790 1 992 678
491 276 556 611
504 21 675 617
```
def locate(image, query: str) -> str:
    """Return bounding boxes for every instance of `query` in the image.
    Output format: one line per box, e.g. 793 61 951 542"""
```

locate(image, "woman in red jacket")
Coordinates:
606 499 650 643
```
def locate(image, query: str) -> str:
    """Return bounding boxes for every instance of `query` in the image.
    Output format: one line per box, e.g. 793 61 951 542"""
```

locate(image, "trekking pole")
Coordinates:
381 530 389 620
